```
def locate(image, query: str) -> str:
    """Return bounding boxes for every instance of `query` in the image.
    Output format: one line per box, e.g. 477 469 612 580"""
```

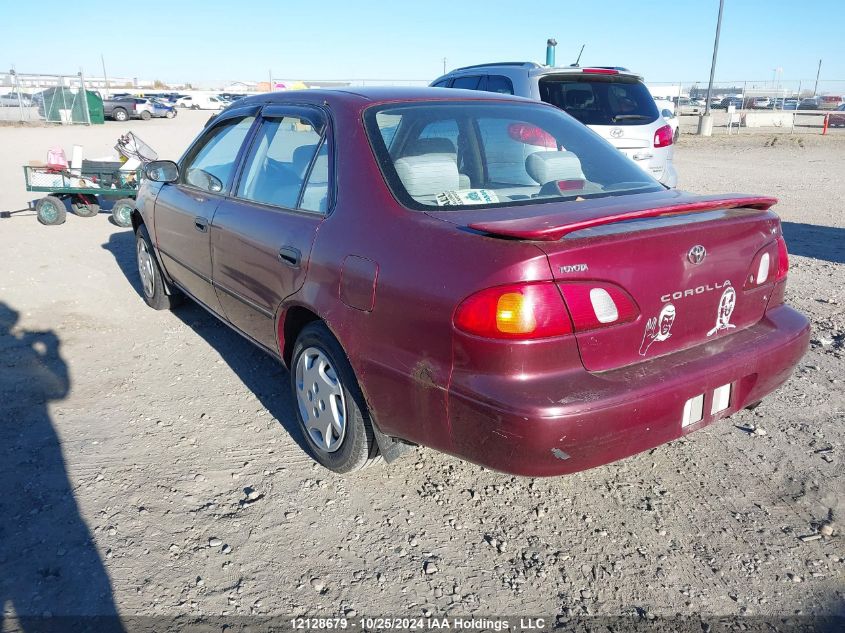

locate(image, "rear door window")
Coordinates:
236 110 327 211
451 76 481 90
539 75 659 126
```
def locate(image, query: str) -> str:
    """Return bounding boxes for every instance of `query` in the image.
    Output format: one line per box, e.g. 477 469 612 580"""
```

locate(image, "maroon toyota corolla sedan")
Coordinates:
133 87 809 476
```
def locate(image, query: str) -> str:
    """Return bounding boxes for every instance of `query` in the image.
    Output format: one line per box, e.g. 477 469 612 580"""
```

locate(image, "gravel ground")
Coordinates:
0 115 842 629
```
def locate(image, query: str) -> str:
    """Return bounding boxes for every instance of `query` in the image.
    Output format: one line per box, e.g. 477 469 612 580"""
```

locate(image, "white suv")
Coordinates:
431 63 677 187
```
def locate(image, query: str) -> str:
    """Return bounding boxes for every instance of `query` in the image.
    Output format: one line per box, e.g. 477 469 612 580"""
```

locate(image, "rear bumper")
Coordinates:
446 305 809 477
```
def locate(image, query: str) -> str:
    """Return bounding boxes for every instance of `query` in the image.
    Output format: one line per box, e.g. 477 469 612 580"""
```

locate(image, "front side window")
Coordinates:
365 101 661 210
182 116 255 193
539 75 659 126
237 113 327 211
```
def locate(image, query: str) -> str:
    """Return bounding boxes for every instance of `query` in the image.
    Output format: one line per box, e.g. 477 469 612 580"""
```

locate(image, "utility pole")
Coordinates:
101 53 110 98
813 59 821 96
698 0 725 136
442 58 447 75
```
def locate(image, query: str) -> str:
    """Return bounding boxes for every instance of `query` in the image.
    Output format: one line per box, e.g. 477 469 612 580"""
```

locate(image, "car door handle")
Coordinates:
278 246 301 267
194 216 208 232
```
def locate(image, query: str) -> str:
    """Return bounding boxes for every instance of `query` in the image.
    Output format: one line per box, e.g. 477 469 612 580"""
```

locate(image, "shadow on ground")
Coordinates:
0 302 124 632
101 229 309 456
782 222 845 265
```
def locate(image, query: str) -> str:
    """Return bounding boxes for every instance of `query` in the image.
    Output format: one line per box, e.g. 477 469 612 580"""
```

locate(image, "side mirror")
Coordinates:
145 160 179 183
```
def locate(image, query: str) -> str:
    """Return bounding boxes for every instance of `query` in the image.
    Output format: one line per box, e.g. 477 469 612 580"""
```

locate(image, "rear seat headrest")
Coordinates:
394 154 460 198
404 137 457 156
525 151 585 185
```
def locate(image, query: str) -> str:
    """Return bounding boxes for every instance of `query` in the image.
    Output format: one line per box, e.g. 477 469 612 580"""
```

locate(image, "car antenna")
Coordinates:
571 44 585 68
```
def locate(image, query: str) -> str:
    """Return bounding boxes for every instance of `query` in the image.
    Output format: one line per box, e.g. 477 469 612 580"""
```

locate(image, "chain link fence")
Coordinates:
648 79 845 136
0 72 100 124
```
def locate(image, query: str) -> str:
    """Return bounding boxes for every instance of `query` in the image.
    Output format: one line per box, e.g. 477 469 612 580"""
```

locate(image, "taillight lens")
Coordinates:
776 236 789 281
654 124 673 148
454 282 572 340
557 282 639 331
744 243 777 289
507 122 557 148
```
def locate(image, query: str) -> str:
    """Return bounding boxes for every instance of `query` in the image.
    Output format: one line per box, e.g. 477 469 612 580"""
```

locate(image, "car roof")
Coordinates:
232 86 536 108
443 62 643 80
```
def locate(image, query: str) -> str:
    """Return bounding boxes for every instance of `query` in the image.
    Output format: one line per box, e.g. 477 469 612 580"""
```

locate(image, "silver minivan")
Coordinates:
431 63 677 188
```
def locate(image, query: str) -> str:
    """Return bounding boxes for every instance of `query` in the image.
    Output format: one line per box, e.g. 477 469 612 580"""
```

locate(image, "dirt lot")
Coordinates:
0 114 842 629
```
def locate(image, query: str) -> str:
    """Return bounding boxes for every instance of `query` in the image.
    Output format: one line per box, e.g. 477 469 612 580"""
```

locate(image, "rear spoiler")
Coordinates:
467 196 778 241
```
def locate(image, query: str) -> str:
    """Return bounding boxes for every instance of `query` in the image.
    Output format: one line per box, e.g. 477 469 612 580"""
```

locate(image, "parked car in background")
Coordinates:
714 96 744 109
782 99 799 110
151 99 177 118
798 97 823 110
102 97 140 121
0 92 34 107
431 63 677 187
674 97 702 115
751 97 771 109
132 87 808 476
828 103 845 127
175 94 224 110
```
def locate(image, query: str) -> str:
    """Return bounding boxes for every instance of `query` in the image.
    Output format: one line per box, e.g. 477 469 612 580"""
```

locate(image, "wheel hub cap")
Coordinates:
136 239 155 297
295 347 346 453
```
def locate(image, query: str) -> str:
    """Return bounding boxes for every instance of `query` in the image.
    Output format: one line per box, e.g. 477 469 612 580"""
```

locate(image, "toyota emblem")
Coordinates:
688 245 707 265
609 128 624 138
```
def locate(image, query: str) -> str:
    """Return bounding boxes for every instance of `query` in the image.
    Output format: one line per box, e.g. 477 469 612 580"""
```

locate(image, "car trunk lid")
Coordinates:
429 192 782 372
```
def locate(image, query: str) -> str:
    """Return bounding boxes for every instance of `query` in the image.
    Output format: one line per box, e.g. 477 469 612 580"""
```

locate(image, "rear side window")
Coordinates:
237 113 327 211
539 75 659 126
366 101 661 210
432 79 450 88
485 75 514 95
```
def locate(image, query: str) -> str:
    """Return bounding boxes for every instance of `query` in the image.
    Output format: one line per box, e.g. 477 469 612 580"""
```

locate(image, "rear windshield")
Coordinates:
539 75 659 126
364 101 662 210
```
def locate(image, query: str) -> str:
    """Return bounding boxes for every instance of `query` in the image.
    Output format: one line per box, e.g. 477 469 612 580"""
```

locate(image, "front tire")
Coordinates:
113 107 128 122
111 198 134 228
291 322 380 473
135 223 181 310
140 110 151 121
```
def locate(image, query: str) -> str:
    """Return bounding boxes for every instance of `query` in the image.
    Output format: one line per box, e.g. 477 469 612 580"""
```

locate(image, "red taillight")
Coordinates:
557 282 639 331
453 282 572 340
776 236 789 281
582 68 619 75
507 122 557 148
654 124 673 148
744 243 777 289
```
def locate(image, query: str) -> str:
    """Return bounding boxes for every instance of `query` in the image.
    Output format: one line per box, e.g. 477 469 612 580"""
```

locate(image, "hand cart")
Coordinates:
23 164 143 227
20 132 158 228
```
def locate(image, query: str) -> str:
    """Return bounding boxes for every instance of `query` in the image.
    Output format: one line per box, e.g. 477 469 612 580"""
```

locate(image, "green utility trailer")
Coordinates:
23 164 141 227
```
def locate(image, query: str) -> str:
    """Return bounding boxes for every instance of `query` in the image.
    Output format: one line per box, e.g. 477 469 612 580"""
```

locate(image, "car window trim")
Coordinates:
226 103 333 217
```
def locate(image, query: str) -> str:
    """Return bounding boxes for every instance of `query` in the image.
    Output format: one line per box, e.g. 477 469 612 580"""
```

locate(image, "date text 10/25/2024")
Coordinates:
290 617 548 631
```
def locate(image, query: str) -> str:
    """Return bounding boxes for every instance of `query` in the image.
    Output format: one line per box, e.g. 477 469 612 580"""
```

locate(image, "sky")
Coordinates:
3 0 843 86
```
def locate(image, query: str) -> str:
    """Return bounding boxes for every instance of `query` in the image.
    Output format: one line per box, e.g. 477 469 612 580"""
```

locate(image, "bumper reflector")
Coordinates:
711 383 732 414
682 394 704 428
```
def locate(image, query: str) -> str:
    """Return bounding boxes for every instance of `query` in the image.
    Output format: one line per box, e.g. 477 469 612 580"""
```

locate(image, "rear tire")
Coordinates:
112 108 128 122
165 109 176 119
673 128 680 143
71 196 100 217
36 196 67 225
111 198 134 228
291 322 380 473
135 223 181 310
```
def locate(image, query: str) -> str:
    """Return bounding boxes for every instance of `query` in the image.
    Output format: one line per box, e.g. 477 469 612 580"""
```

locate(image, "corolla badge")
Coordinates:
707 286 737 336
609 128 624 139
688 245 707 265
639 303 676 356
